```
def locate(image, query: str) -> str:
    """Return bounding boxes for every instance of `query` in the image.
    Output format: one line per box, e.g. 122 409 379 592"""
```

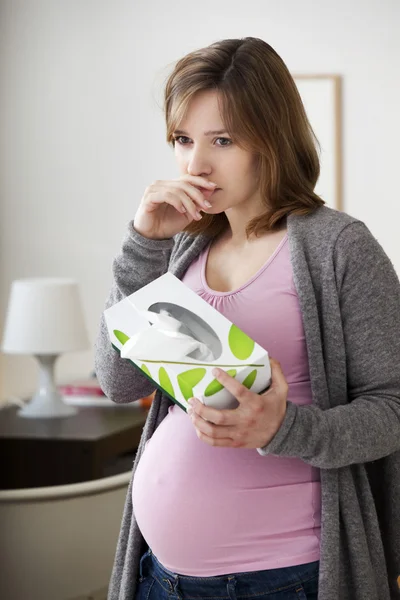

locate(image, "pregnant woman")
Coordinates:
95 37 400 600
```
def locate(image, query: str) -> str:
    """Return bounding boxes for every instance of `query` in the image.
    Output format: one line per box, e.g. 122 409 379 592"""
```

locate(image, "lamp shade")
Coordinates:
1 278 89 354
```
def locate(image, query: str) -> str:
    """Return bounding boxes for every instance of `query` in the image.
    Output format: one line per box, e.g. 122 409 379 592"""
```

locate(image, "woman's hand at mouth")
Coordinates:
133 174 218 240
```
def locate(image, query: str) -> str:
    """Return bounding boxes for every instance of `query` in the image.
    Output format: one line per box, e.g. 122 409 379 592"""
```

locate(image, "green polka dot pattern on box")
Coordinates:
242 369 257 389
159 367 175 397
113 320 263 402
228 324 255 360
141 364 151 378
177 368 207 400
113 329 130 345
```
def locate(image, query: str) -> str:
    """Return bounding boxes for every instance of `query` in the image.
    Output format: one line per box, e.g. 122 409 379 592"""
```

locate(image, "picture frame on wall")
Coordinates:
293 74 343 211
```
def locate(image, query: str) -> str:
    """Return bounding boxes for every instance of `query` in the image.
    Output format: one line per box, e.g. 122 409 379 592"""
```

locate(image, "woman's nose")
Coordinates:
186 149 212 178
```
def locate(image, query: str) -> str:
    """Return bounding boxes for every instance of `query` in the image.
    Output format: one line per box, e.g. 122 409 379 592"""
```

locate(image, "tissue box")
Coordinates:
104 273 271 413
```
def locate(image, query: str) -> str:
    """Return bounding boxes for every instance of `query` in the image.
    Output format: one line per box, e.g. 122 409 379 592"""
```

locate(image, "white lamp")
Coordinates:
1 278 90 418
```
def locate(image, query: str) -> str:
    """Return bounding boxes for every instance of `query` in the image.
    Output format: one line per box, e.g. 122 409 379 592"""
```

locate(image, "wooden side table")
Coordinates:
0 403 149 489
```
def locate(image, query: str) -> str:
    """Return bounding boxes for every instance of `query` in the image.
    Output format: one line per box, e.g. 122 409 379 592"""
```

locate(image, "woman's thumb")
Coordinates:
268 357 288 394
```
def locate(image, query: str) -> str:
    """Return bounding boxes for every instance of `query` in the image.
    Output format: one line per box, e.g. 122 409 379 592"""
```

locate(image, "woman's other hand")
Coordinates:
133 175 217 240
187 358 288 449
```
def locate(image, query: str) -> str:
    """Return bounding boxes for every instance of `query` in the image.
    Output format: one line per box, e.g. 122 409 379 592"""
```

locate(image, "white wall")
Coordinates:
1 0 399 402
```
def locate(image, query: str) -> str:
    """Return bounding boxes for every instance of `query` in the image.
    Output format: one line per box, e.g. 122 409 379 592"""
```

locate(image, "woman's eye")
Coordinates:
215 137 232 147
173 136 232 147
174 136 190 145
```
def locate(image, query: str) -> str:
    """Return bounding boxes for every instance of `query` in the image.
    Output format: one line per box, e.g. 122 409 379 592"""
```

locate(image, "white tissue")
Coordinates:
120 309 214 363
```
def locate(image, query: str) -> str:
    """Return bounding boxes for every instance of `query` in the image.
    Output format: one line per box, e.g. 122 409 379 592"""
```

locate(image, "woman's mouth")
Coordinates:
200 188 221 200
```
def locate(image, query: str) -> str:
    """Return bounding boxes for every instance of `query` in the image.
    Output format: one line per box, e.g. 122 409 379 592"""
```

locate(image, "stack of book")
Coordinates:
58 377 107 407
58 376 154 409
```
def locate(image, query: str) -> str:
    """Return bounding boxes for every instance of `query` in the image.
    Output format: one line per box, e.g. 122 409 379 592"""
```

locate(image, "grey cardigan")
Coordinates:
94 206 400 600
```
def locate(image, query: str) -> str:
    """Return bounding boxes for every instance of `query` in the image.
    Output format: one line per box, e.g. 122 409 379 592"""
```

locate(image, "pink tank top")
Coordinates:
132 234 321 576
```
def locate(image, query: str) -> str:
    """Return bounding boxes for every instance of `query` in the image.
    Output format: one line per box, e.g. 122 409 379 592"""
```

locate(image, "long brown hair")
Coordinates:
164 37 324 238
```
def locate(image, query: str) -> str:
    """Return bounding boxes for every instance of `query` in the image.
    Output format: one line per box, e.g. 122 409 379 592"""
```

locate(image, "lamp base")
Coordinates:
17 354 78 418
18 391 78 418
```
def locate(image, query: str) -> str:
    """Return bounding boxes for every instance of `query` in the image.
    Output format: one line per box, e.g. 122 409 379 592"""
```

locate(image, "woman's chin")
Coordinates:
201 202 227 216
202 208 224 216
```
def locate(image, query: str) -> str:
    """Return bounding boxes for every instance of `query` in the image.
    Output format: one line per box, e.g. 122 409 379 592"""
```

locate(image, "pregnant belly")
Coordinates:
132 406 320 576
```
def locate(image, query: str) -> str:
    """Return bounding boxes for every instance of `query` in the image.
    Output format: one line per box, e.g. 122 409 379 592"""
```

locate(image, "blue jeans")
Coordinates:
135 548 319 599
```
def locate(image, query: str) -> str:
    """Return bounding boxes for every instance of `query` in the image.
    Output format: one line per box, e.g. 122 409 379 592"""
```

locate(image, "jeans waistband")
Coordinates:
140 548 319 598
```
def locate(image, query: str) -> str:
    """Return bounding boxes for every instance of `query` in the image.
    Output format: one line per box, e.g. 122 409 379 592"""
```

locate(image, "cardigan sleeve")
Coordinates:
94 221 175 404
257 222 400 468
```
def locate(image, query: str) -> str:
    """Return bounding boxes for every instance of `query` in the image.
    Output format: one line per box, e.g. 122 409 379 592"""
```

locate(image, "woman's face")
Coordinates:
173 90 261 215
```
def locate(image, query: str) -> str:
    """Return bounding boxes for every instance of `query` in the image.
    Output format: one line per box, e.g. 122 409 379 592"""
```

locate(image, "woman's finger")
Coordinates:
174 189 203 220
145 190 191 216
211 368 252 403
265 358 289 397
178 174 217 190
171 181 212 211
